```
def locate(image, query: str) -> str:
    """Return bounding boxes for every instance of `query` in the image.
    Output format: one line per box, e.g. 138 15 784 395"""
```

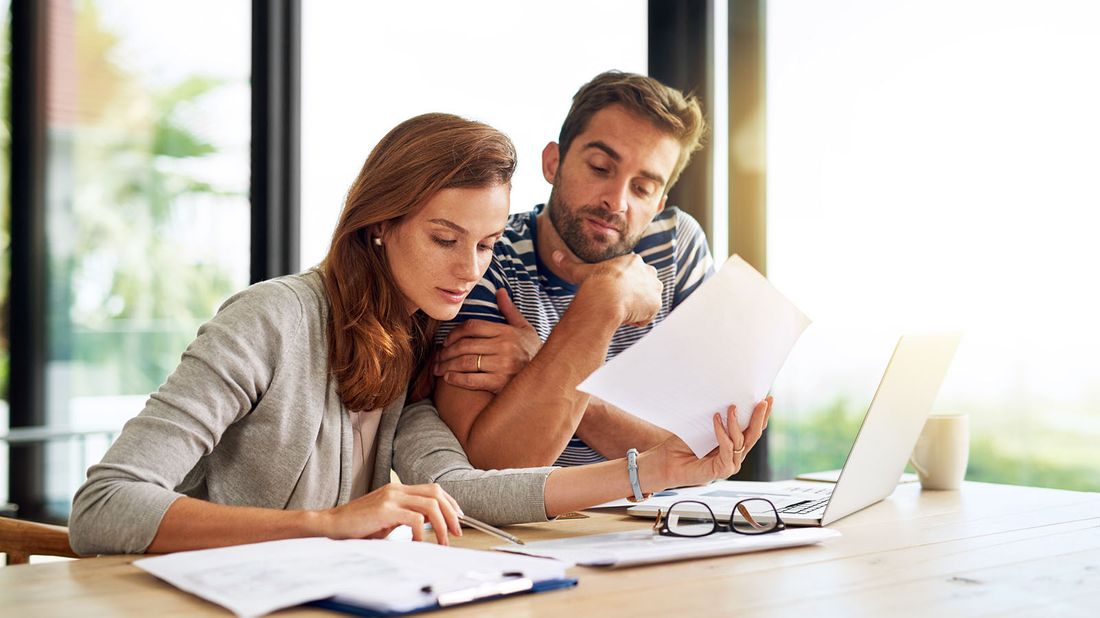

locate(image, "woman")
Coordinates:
69 113 769 555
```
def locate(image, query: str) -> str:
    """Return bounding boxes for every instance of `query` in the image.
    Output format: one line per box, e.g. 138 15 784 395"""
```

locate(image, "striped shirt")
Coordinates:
436 204 715 466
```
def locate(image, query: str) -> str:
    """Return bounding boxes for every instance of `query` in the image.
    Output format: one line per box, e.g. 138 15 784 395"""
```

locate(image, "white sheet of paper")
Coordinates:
589 479 834 510
628 479 833 512
134 537 566 617
578 255 811 457
497 527 839 568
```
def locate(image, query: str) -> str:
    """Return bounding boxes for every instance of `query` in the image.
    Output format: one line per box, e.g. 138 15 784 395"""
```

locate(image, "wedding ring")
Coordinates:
733 445 746 455
476 354 483 372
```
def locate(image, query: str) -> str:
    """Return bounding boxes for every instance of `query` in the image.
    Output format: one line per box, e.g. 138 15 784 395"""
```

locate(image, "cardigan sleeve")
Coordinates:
391 399 556 525
68 280 306 555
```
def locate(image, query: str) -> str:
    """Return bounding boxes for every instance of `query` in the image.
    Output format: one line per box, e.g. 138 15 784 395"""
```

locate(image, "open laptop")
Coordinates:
627 332 961 526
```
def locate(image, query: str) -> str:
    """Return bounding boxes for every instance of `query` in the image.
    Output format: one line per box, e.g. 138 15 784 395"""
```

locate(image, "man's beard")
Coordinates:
546 184 646 263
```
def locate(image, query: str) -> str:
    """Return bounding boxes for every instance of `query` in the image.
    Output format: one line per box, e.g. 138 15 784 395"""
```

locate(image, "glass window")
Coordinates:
41 0 250 515
766 0 1100 491
300 0 648 269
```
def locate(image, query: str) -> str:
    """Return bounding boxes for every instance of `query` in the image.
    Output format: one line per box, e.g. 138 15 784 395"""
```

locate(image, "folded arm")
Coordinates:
433 286 621 468
433 253 663 469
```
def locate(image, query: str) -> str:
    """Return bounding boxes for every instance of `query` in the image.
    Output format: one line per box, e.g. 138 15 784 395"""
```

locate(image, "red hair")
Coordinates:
320 113 516 411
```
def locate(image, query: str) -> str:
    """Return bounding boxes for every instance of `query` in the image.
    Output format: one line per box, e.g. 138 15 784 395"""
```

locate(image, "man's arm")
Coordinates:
435 297 670 459
434 286 616 468
433 252 662 469
574 397 672 459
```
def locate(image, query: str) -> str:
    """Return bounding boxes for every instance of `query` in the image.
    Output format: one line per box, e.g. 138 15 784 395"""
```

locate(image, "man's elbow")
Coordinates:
431 387 484 450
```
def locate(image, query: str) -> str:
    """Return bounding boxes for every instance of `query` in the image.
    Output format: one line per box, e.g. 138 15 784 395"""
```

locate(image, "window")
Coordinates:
766 0 1100 490
300 0 648 268
38 0 250 515
0 0 10 508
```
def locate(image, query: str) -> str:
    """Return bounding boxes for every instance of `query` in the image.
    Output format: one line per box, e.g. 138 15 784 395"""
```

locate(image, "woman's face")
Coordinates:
380 184 510 321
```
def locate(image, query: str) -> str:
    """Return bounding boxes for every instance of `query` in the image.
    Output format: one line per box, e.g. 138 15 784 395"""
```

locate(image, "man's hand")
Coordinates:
433 289 542 393
551 251 662 327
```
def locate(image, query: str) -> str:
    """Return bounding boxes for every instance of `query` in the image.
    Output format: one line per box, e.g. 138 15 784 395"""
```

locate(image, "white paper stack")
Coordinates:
134 537 568 617
498 527 839 568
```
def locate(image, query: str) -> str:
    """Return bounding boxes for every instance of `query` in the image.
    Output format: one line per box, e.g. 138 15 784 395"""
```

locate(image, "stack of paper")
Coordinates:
497 527 839 568
134 537 569 617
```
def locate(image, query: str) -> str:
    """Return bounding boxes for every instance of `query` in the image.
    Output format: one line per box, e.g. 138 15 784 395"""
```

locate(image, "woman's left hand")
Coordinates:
433 288 541 393
646 396 773 490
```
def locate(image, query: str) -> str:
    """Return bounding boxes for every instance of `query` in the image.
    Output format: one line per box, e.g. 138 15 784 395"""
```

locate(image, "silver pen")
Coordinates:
459 514 526 545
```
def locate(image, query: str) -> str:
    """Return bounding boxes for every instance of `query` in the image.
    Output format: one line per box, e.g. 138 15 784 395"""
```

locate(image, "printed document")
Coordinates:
498 527 839 568
134 537 567 617
578 255 810 457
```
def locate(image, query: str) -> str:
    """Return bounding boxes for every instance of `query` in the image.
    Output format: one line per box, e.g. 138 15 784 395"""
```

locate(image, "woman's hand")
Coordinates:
319 482 463 545
434 289 541 393
645 397 773 490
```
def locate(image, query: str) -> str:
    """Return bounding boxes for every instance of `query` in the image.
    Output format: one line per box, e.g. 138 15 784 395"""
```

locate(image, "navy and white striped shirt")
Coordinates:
436 203 714 466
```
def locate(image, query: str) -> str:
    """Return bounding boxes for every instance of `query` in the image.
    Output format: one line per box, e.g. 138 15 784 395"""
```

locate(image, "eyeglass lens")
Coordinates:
663 501 717 537
729 498 780 534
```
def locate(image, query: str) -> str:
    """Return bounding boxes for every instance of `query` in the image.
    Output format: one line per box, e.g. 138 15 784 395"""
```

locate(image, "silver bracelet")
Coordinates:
626 448 651 502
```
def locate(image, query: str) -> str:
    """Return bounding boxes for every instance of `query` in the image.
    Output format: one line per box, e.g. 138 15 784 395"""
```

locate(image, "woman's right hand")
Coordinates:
320 482 463 545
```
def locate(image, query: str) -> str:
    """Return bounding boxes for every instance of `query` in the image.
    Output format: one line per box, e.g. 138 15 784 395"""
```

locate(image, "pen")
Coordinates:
459 514 526 545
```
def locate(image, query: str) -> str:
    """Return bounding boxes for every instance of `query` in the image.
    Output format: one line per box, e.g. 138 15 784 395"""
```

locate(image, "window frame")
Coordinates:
5 0 300 522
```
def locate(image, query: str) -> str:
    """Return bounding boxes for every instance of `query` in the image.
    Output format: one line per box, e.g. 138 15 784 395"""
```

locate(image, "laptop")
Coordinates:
627 332 961 526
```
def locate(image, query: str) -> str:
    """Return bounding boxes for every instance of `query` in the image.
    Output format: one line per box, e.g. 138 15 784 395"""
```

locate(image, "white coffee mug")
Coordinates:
909 413 969 490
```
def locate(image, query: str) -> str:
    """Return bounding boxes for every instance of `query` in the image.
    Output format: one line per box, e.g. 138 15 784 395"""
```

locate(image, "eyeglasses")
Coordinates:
653 498 786 538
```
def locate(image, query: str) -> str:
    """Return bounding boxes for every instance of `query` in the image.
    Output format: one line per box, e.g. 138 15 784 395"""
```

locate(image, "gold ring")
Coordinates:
733 445 746 456
476 354 483 372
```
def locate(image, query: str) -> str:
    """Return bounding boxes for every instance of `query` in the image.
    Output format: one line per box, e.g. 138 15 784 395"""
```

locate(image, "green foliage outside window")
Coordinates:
52 1 241 397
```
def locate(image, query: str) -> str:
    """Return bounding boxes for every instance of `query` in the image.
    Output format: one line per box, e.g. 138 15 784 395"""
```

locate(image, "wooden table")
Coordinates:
3 481 1099 616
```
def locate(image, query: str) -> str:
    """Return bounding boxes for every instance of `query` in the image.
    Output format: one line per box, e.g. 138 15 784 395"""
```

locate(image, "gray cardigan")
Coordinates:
69 271 554 555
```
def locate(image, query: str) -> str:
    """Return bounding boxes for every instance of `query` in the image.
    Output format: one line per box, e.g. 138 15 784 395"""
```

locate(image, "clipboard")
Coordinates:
134 537 574 617
309 576 578 616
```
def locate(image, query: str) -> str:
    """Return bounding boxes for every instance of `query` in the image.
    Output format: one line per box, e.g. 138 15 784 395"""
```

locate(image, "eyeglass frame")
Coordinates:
653 498 787 538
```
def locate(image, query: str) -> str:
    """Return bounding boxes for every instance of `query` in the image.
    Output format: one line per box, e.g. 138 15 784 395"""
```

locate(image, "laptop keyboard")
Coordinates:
778 497 829 515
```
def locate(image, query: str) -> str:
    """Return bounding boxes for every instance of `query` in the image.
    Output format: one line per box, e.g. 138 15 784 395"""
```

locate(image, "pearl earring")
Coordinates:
373 237 383 246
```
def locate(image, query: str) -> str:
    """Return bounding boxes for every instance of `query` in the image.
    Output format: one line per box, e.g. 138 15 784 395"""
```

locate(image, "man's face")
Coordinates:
544 105 681 263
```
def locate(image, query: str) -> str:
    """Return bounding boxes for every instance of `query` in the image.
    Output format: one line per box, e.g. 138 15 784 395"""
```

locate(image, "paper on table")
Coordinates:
577 255 810 457
497 527 839 568
134 537 567 617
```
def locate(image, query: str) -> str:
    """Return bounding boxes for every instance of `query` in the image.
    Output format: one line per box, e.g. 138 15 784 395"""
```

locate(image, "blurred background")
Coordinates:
2 0 1097 523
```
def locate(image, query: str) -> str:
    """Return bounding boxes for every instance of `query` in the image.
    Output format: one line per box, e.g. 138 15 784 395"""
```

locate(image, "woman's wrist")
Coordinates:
305 508 335 539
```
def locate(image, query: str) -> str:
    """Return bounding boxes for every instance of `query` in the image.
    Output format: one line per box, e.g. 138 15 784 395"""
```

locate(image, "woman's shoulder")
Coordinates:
216 270 327 330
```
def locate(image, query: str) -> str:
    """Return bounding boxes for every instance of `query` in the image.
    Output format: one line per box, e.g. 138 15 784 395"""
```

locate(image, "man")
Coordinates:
432 71 765 470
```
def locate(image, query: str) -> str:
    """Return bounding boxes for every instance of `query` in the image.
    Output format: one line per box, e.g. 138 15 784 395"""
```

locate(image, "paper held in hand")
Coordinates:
577 255 810 458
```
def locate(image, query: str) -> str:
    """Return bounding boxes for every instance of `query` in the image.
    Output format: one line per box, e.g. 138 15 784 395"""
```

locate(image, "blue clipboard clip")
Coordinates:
310 569 578 616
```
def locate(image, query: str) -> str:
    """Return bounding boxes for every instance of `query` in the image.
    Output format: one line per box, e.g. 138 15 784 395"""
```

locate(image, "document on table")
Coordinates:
497 527 839 568
134 537 569 617
577 254 811 457
587 479 836 510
